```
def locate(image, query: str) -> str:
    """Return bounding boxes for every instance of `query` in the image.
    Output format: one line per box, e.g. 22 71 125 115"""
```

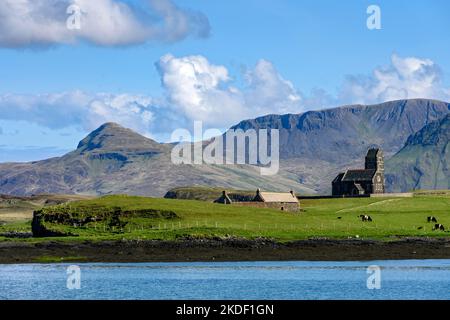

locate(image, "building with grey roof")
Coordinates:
332 148 385 196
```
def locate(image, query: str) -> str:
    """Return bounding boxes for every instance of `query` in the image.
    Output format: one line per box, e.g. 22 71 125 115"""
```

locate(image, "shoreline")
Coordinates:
1 237 450 263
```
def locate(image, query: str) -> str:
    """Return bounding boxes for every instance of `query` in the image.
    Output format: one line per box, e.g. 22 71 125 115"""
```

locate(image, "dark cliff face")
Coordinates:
231 99 450 163
403 114 450 147
386 114 450 192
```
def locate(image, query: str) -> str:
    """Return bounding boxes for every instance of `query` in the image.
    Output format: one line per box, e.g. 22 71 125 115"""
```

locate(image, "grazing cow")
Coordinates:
359 214 373 222
433 224 445 231
417 226 423 230
337 217 342 220
427 216 438 223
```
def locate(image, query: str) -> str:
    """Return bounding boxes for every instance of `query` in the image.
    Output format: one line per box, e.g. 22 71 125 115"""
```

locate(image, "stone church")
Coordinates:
332 148 385 196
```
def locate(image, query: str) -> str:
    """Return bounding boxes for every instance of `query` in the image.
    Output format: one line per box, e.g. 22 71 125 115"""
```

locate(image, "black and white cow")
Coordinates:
427 216 438 223
359 214 373 222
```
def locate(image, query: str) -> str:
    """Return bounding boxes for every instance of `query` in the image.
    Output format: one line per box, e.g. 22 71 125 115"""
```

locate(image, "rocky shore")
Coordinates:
1 237 450 263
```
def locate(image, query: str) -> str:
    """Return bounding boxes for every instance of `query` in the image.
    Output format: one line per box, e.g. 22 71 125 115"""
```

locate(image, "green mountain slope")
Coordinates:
387 114 450 191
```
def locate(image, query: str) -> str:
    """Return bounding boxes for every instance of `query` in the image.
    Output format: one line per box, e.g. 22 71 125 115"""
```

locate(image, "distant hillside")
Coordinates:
0 123 311 196
387 114 450 192
232 99 449 163
0 99 448 196
164 186 255 202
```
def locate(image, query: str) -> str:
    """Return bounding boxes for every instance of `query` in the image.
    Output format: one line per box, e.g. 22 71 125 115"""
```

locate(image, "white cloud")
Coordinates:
156 54 303 128
244 59 302 115
150 0 210 41
338 54 450 105
1 54 449 145
157 54 243 126
0 54 303 141
0 91 160 136
0 0 210 48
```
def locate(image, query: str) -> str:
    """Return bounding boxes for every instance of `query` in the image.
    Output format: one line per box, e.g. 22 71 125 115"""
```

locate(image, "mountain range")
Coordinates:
0 98 448 196
387 113 450 191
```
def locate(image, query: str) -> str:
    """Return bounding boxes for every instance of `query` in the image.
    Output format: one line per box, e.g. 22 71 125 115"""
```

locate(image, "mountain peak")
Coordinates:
97 122 124 129
76 122 166 154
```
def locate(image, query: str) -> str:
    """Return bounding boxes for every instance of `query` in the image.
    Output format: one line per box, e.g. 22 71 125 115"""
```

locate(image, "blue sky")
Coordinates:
0 0 450 162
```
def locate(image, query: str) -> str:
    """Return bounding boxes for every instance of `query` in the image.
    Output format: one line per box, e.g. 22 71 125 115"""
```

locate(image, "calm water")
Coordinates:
1 260 450 300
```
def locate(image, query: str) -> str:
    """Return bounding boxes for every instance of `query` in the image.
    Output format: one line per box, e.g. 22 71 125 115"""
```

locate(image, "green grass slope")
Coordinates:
164 186 255 202
15 194 450 242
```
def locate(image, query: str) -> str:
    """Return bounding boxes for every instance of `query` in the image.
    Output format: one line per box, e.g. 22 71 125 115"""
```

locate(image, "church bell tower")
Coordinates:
365 148 384 173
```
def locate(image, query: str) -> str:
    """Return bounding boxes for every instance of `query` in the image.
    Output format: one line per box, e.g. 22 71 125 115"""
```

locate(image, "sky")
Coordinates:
0 0 450 162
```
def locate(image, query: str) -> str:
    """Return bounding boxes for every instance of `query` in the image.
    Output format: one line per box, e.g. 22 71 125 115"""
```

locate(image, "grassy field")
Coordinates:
2 192 449 242
0 194 94 235
0 195 49 224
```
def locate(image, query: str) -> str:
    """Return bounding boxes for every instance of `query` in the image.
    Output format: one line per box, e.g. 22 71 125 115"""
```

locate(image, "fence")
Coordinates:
86 220 428 236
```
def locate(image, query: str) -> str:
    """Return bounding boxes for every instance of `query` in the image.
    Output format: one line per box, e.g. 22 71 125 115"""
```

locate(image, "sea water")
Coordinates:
1 260 449 300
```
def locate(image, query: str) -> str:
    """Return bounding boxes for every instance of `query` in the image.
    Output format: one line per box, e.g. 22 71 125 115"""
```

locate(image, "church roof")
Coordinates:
332 172 345 183
342 169 376 182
